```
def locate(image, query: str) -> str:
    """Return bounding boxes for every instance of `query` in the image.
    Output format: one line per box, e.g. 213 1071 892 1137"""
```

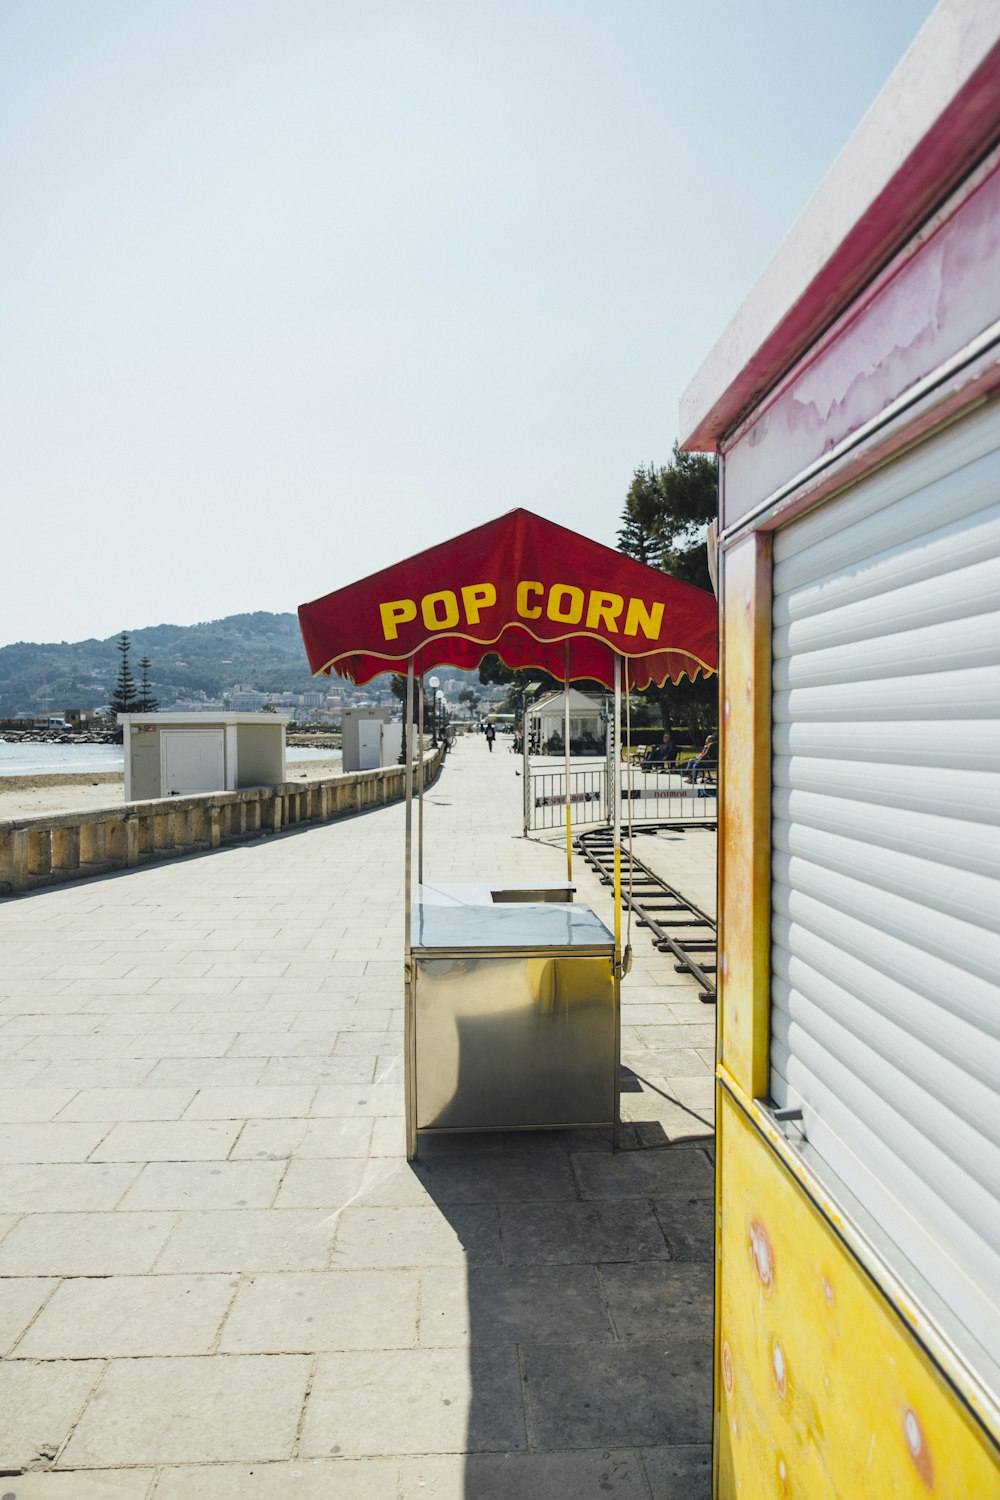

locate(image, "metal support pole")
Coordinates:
417 672 425 887
404 659 416 1160
613 652 622 1150
564 645 572 882
522 690 531 836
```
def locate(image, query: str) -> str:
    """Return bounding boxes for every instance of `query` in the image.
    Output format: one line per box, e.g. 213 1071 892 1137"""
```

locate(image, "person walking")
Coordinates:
485 723 496 752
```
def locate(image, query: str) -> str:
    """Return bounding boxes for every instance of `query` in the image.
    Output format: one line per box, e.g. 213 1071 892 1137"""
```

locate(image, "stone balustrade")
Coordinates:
0 748 445 896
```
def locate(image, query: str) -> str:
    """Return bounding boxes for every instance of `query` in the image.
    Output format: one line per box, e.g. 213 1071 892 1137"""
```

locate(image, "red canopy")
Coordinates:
298 508 717 690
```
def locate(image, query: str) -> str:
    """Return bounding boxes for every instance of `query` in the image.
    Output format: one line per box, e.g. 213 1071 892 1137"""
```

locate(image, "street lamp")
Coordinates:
428 677 440 746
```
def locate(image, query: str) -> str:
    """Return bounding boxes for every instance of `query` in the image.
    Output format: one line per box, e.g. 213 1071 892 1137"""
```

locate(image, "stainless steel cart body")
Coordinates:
406 886 619 1156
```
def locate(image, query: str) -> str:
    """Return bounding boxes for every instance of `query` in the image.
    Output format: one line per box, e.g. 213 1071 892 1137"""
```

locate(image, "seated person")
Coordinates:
641 731 677 770
684 732 717 782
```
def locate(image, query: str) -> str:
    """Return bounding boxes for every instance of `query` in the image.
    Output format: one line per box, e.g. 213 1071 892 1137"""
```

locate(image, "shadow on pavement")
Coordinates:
404 1126 716 1498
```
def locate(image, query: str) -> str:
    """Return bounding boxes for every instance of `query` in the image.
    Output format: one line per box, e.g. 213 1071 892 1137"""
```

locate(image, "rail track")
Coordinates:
576 826 718 1002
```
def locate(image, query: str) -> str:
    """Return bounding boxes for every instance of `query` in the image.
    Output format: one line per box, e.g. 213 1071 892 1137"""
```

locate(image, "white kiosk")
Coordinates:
119 713 289 801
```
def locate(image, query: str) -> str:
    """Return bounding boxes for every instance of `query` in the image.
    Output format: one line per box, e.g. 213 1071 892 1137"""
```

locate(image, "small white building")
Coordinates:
119 713 289 801
340 708 397 772
527 689 604 753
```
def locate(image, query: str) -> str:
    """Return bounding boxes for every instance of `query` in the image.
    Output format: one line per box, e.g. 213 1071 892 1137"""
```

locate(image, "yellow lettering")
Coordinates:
421 590 460 631
546 584 584 625
461 583 497 625
624 597 664 639
586 590 624 633
517 580 544 619
379 598 417 641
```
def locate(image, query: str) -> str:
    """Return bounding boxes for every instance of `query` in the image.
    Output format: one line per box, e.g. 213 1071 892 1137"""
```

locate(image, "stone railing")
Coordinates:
0 748 445 896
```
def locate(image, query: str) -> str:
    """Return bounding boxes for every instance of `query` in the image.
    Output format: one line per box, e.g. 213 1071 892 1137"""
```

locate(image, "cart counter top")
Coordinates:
410 898 614 954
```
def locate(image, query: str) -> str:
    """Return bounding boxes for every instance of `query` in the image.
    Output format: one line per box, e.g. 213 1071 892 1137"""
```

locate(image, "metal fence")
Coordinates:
529 767 608 830
526 762 717 833
619 765 718 824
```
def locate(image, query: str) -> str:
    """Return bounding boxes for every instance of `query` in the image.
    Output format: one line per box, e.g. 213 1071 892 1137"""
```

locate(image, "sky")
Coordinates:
1 0 938 647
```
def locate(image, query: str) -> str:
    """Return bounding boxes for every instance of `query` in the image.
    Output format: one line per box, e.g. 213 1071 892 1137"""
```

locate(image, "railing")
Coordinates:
528 762 717 833
619 763 718 822
530 767 608 830
0 748 444 896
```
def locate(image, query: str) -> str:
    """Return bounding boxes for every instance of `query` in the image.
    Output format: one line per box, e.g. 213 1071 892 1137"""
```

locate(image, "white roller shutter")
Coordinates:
770 400 1000 1397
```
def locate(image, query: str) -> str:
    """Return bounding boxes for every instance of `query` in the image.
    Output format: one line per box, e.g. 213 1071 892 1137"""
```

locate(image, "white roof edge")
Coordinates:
117 713 292 725
679 0 1000 448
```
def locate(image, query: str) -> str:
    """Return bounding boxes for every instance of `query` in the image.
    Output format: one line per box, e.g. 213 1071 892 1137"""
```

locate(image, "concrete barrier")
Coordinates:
0 748 445 896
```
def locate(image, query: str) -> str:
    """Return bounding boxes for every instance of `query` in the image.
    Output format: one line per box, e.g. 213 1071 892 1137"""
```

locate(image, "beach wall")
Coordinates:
0 748 444 896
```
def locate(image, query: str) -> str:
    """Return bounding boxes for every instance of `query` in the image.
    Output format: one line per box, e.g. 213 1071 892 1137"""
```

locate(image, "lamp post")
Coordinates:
428 677 440 746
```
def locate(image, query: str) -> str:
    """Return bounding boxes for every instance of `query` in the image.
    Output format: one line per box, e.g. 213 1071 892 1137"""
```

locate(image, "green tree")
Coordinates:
617 444 719 737
618 443 717 588
616 464 665 569
109 632 139 715
389 672 420 764
137 656 158 713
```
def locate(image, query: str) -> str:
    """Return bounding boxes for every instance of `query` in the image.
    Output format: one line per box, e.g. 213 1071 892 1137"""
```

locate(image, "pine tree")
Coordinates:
137 656 158 713
109 632 139 715
616 464 665 568
616 445 720 736
617 446 717 581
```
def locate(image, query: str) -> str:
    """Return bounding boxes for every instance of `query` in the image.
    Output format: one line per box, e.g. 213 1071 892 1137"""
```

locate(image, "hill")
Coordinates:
1 612 333 714
0 612 485 716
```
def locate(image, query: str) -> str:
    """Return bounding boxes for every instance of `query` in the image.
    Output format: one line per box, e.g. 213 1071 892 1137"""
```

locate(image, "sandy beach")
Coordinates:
0 758 344 821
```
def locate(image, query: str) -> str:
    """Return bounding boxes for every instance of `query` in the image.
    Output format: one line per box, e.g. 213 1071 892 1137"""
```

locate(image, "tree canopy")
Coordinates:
617 443 717 589
109 632 139 715
617 444 719 736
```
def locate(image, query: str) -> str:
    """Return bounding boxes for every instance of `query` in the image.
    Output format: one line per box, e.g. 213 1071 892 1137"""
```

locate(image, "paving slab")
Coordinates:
419 1264 613 1346
400 1449 653 1497
0 1122 111 1163
89 1121 242 1162
572 1147 714 1200
0 1088 80 1121
332 1204 502 1268
118 1160 283 1210
0 1212 176 1276
0 1471 155 1498
522 1341 713 1448
600 1262 714 1341
499 1201 671 1265
60 1354 311 1467
0 1358 104 1471
231 1115 373 1159
11 1274 235 1359
219 1268 418 1353
0 1162 138 1213
299 1346 526 1457
641 1443 713 1498
0 1277 59 1355
652 1198 716 1262
154 1208 333 1273
150 1459 399 1498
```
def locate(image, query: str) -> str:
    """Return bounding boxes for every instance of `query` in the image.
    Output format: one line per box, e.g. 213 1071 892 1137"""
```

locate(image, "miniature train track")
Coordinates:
576 827 717 1003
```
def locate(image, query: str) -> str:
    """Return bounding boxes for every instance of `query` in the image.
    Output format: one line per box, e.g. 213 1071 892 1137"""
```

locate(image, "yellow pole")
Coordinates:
563 645 572 882
613 655 621 954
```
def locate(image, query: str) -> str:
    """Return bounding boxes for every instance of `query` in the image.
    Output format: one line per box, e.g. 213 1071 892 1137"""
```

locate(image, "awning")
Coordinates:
298 508 718 689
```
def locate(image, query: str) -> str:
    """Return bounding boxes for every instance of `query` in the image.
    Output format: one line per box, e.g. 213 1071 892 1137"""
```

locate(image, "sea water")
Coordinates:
0 741 340 777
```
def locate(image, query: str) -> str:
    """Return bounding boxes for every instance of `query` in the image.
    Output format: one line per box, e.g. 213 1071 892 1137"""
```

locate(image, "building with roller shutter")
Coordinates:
679 1 1000 1492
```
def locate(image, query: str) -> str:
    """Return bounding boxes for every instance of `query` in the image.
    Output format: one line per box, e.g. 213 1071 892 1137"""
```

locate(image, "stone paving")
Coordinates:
0 734 716 1498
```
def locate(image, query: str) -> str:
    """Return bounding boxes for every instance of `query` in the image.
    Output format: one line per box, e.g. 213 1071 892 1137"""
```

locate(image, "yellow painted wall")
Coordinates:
718 533 771 1100
716 1092 999 1497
